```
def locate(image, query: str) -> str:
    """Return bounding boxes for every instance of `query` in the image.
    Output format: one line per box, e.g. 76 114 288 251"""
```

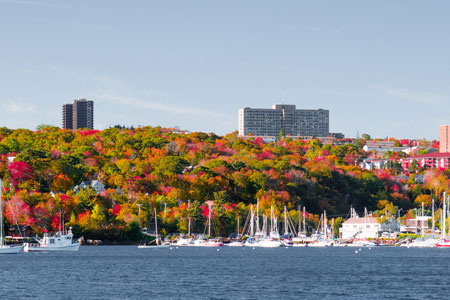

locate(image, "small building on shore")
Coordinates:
340 217 380 240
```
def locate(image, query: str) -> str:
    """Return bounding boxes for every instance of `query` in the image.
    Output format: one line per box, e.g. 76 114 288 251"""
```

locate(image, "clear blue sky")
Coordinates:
1 0 449 139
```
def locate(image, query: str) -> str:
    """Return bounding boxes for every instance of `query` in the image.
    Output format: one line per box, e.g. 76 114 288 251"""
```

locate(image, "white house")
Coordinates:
73 180 105 194
340 217 381 240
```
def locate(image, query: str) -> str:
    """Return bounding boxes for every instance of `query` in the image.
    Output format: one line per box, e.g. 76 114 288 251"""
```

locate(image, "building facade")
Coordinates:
340 217 380 240
238 104 329 137
62 99 94 130
440 125 450 153
62 104 73 129
401 152 450 172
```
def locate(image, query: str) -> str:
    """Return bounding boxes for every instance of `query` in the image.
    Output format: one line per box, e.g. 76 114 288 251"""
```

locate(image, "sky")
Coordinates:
1 0 450 139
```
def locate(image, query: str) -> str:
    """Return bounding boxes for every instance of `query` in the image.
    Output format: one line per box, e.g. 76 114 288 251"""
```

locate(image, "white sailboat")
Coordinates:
309 211 333 247
405 201 438 248
138 208 170 249
245 206 281 248
200 202 223 247
0 180 23 254
226 217 243 247
435 193 450 248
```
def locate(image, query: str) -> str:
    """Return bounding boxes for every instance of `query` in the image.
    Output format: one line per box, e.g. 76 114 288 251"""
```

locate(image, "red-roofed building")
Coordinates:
401 152 450 172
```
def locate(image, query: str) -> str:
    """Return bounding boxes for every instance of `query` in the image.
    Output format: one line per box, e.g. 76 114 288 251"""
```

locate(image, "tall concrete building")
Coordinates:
238 104 329 137
62 99 94 130
62 103 73 129
440 125 450 153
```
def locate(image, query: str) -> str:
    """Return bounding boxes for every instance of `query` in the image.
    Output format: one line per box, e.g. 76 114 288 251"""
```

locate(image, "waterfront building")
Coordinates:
440 125 450 153
62 98 94 130
340 217 380 240
238 104 329 137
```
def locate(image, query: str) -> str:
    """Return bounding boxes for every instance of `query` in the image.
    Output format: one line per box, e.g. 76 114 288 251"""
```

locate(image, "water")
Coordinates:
1 246 450 299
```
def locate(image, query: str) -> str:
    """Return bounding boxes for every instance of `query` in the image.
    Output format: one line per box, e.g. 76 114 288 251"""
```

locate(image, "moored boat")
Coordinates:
24 229 80 252
0 180 23 254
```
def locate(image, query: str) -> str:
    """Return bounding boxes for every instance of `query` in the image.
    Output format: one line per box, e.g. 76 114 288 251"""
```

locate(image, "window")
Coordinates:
49 239 55 244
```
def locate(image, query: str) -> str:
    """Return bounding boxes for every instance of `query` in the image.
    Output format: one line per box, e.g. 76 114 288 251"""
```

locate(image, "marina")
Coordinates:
1 245 450 299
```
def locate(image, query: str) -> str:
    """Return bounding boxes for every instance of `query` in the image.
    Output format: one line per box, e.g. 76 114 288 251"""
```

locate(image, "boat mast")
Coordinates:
298 206 301 235
323 211 327 239
256 199 260 234
0 180 3 247
447 195 450 240
303 206 306 235
421 201 424 239
442 192 446 240
432 198 435 238
154 207 159 244
208 203 211 237
270 206 274 234
237 217 240 237
188 200 191 236
331 218 334 238
249 204 254 236
284 206 288 235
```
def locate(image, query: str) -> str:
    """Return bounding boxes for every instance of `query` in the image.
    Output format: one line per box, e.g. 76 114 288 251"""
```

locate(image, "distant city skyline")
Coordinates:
1 1 450 139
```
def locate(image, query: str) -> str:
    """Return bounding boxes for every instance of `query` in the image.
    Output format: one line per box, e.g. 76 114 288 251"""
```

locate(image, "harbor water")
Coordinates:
2 246 449 299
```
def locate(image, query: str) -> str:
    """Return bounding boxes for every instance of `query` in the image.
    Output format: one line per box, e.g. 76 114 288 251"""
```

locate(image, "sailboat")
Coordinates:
405 201 437 248
226 217 244 247
199 202 223 247
245 206 282 248
309 211 333 247
435 193 450 248
280 206 295 247
138 208 170 249
0 180 23 254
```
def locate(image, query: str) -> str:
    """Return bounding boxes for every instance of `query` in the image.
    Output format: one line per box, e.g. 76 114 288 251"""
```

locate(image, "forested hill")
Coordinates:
0 126 437 238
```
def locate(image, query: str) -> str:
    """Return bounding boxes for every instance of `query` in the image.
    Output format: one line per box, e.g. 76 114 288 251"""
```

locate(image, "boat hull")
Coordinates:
24 242 80 252
138 245 170 249
0 245 23 254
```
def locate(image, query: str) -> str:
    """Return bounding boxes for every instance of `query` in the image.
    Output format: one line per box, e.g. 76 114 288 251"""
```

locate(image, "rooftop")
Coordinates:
409 152 450 159
343 217 378 224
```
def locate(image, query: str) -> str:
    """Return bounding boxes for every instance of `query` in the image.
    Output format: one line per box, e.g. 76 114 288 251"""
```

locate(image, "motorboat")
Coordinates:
24 228 80 252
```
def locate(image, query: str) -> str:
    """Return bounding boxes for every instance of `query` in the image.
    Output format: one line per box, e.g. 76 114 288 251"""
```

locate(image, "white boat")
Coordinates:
24 229 80 252
138 243 170 249
256 238 282 248
226 240 244 247
201 238 223 247
244 237 282 248
404 238 438 248
175 236 191 246
188 238 206 247
139 208 169 249
338 240 377 247
196 202 223 247
0 180 23 254
435 192 450 248
308 240 333 247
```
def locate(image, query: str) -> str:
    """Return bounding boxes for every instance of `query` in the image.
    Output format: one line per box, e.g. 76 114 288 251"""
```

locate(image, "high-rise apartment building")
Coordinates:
238 104 329 137
62 99 94 130
62 104 73 130
440 125 450 153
